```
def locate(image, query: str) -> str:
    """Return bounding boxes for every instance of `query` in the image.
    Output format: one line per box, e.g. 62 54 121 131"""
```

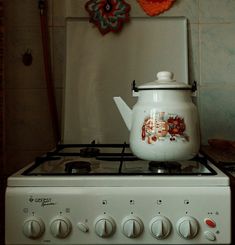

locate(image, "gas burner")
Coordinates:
80 147 100 157
148 161 181 174
65 160 91 174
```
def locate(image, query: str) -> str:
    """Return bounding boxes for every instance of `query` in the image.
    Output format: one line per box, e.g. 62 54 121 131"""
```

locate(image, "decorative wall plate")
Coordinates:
85 0 131 35
137 0 175 16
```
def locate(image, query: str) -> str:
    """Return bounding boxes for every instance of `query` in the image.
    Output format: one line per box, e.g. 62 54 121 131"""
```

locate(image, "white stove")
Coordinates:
5 144 231 245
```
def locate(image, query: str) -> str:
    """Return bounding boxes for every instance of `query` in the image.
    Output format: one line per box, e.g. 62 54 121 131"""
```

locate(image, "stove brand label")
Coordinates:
29 196 56 207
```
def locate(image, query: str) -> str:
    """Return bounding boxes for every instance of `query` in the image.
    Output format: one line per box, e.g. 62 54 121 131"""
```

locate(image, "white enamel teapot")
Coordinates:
113 71 200 161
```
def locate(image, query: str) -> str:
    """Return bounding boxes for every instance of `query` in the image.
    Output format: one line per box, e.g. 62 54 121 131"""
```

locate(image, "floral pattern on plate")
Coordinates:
85 0 131 35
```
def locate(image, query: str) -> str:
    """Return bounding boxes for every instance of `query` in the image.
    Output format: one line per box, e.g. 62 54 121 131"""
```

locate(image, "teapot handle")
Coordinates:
192 81 197 92
132 80 139 92
132 80 197 92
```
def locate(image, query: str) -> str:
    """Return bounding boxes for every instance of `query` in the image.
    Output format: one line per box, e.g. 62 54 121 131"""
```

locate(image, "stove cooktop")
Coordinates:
21 143 216 176
7 143 230 188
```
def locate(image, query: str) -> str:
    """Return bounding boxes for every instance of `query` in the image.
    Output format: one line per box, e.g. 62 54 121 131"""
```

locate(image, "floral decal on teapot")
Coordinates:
141 112 189 144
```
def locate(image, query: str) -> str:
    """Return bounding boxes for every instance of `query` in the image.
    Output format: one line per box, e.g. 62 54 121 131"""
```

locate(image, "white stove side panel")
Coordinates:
62 17 188 144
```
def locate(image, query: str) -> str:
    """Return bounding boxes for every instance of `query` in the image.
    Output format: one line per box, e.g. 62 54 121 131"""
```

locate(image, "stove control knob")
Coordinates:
23 216 45 239
122 215 144 238
149 216 171 239
50 216 72 238
176 216 199 239
94 215 116 238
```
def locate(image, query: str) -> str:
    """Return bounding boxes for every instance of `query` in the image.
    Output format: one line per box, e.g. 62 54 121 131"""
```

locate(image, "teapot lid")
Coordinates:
135 71 192 91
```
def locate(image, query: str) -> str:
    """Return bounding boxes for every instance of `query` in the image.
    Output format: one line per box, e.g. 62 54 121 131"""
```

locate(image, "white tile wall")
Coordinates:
199 0 235 23
198 0 235 143
5 0 59 174
200 23 235 85
5 89 55 150
199 87 235 142
5 26 44 89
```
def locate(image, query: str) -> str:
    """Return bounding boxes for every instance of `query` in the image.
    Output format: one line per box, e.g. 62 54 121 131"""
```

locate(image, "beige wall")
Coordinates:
5 0 64 175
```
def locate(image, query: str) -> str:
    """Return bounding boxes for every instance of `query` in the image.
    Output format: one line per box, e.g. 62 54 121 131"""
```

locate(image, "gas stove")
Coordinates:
4 13 232 245
5 143 231 245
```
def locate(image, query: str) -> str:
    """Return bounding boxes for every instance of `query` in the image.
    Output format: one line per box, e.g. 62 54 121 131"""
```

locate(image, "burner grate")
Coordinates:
21 143 217 176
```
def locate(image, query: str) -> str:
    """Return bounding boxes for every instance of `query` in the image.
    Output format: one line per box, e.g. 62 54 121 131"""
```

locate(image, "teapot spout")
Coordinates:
113 97 132 131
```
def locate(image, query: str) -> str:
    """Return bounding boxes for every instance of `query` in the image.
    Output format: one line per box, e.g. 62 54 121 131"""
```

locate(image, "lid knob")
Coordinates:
157 71 173 81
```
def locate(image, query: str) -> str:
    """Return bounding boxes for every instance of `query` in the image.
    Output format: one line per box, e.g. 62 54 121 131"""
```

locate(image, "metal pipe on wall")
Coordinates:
38 0 60 143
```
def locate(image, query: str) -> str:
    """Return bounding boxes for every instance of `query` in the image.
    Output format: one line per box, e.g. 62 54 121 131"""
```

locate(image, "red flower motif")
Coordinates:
167 116 186 136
